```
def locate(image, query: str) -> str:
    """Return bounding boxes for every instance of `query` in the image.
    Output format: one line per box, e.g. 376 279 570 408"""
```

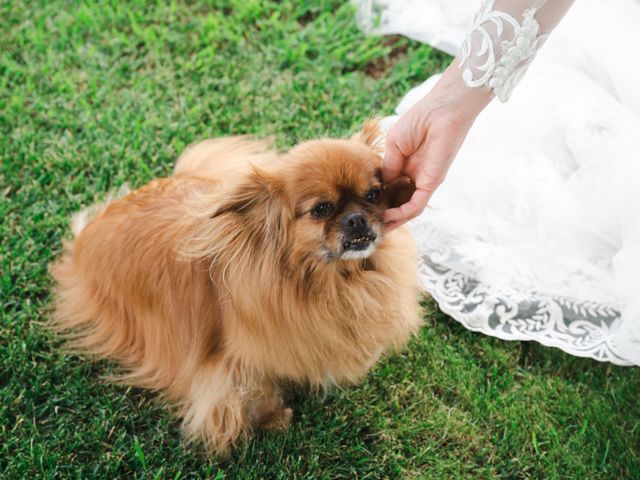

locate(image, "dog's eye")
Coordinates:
366 187 383 204
310 202 335 218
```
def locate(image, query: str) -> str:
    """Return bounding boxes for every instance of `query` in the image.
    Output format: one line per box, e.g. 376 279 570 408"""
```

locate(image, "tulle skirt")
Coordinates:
356 0 640 365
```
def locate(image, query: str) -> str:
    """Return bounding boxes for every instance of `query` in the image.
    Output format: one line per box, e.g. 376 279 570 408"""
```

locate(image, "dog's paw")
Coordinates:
259 406 293 431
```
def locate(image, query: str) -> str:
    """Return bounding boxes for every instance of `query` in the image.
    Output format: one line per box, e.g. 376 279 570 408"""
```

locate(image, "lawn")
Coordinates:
1 1 639 478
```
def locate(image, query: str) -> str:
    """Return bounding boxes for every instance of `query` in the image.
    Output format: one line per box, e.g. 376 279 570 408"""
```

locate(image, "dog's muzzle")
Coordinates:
341 212 377 253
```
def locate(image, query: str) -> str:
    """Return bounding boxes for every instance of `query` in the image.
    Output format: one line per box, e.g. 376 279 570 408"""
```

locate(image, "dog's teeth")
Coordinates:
343 237 372 249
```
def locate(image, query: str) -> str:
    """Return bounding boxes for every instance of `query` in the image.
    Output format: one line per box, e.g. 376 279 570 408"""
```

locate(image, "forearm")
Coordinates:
494 0 575 31
459 0 576 102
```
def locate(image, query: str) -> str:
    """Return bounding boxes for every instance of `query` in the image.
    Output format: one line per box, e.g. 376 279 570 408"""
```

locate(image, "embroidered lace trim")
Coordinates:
411 224 634 366
459 0 550 102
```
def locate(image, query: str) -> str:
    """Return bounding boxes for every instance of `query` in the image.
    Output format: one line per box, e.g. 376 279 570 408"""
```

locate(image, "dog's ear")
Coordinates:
181 168 287 262
351 118 383 152
212 168 283 219
384 176 416 209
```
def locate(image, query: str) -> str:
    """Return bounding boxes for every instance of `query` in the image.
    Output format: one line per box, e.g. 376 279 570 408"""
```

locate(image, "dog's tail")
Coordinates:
174 136 278 180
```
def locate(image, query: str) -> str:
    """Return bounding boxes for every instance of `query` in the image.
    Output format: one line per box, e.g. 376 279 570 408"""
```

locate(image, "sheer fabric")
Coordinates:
459 0 575 101
356 0 640 366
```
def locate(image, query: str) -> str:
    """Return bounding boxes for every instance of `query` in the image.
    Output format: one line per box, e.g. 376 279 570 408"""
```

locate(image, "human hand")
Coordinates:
383 61 493 231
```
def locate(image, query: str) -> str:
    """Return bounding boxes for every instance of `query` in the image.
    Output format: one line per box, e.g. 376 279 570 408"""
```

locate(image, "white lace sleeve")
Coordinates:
459 0 575 102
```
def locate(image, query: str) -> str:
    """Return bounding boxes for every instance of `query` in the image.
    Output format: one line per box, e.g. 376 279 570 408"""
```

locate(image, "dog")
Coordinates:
49 120 422 455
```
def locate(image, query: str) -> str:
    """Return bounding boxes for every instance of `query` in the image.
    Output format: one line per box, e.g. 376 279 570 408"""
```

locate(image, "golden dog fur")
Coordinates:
49 121 422 454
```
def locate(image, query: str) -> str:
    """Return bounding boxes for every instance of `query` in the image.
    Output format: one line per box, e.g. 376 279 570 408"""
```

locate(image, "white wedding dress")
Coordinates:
355 0 640 366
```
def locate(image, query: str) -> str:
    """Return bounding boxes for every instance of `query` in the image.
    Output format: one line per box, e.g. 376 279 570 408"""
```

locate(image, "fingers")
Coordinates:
383 127 459 229
383 188 431 227
382 220 401 232
382 134 404 183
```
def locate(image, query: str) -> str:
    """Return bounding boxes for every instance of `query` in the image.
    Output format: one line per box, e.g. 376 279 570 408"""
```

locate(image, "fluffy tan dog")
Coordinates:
50 121 422 455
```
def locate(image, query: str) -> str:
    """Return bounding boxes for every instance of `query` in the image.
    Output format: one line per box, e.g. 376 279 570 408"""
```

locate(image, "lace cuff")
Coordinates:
459 0 574 102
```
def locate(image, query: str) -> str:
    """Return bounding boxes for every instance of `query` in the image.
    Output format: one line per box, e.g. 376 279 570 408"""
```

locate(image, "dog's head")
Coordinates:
210 120 414 266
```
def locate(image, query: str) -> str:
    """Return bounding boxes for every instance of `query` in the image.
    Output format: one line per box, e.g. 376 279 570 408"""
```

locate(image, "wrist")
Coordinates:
440 59 494 116
411 59 493 131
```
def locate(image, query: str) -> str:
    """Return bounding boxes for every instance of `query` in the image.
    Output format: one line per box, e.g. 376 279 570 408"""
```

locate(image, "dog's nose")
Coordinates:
342 212 368 235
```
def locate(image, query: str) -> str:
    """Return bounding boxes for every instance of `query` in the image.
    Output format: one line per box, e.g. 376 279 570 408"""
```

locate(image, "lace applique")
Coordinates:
459 0 550 102
410 224 633 366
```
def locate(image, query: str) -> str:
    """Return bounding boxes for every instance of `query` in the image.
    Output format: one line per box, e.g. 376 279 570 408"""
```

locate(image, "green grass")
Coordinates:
1 1 639 478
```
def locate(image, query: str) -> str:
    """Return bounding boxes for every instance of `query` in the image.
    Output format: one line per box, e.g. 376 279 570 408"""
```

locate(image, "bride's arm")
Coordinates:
459 0 575 101
383 0 575 229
